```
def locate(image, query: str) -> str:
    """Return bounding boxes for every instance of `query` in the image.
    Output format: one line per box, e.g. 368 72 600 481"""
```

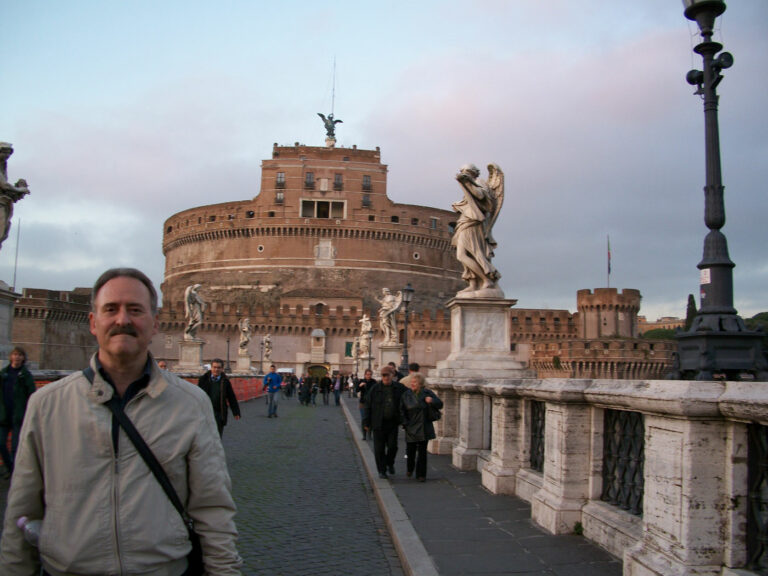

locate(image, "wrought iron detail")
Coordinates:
601 409 644 516
530 400 545 472
747 424 768 574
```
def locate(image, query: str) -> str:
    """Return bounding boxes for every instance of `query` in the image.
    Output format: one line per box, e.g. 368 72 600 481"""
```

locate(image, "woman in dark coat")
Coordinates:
399 373 443 482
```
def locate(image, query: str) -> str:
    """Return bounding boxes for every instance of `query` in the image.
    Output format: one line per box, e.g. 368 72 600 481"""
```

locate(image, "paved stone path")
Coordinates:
225 395 403 575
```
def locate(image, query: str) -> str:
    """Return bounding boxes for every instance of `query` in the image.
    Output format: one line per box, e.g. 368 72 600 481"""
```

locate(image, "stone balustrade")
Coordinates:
426 376 767 576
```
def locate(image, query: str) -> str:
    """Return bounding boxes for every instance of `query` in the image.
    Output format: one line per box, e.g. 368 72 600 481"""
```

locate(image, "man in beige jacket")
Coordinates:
0 268 242 575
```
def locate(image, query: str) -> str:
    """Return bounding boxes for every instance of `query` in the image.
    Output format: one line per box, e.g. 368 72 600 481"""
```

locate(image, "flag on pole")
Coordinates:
607 235 612 286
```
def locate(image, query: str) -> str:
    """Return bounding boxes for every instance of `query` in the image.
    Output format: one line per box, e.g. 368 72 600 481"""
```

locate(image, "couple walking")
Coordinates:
362 364 442 481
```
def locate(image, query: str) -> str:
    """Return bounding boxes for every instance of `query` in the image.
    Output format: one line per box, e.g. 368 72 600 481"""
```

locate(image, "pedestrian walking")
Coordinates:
198 358 241 437
400 372 443 482
0 347 36 480
262 364 282 418
363 366 407 479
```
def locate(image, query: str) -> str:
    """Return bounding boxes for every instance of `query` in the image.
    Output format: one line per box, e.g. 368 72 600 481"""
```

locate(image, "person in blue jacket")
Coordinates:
262 364 282 418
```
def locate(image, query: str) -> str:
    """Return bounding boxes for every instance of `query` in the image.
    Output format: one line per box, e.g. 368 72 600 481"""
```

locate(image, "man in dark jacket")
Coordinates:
363 366 407 479
198 358 241 436
357 368 377 440
0 346 36 479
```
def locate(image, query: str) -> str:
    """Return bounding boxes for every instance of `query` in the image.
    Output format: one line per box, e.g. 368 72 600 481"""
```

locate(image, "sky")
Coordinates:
2 1 766 321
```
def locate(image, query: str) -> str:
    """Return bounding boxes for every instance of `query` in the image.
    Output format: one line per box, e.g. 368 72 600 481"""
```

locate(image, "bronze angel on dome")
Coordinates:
317 113 343 138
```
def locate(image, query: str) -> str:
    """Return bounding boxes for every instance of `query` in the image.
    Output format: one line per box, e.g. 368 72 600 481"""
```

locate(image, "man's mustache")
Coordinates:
109 325 138 337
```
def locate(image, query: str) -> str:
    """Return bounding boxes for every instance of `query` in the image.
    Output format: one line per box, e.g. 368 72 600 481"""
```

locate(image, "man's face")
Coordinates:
89 276 158 367
9 351 24 369
211 362 223 377
270 365 276 373
381 373 392 385
364 370 372 379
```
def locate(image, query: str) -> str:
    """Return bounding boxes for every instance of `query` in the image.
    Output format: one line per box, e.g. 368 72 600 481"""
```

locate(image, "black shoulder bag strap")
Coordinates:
82 367 204 575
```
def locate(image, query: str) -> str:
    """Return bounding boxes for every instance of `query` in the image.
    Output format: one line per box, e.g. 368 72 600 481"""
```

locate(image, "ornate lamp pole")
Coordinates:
674 0 767 380
225 335 231 372
399 283 414 374
367 330 373 371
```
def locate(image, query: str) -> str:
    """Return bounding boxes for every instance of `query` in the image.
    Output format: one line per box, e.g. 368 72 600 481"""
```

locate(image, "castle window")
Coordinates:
246 211 255 218
228 214 234 220
301 199 345 219
362 193 371 208
343 156 350 162
413 252 420 260
268 211 275 218
257 245 264 252
362 175 371 191
276 172 285 188
368 215 375 221
411 217 419 226
391 216 399 223
304 172 315 189
166 226 172 233
430 217 439 229
334 174 343 191
209 215 216 222
275 191 284 204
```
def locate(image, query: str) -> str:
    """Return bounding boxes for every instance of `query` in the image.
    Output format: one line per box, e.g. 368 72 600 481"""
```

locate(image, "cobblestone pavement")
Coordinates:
0 395 405 576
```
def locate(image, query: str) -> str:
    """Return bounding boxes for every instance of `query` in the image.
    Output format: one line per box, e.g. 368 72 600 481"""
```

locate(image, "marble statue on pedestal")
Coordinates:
358 314 372 356
238 317 251 350
183 284 205 340
0 143 30 250
451 163 505 298
263 333 272 362
376 288 403 345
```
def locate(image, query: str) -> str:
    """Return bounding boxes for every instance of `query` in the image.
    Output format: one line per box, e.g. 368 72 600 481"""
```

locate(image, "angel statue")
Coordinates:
358 314 372 356
451 163 505 298
317 112 343 138
263 333 273 362
183 284 205 340
375 288 403 345
0 143 30 250
238 317 252 350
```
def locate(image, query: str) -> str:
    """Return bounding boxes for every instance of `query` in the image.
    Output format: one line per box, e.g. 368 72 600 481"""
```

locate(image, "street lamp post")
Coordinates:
259 339 264 376
367 330 373 371
674 0 767 380
399 283 414 374
225 335 231 372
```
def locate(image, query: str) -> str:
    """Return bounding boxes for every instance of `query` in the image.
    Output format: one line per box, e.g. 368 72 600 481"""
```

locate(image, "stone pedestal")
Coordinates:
177 339 204 372
434 297 534 378
430 296 533 473
236 349 252 372
0 281 19 364
378 343 402 372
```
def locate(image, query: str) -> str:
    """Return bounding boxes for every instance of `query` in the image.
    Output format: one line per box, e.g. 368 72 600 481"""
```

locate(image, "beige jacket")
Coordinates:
0 355 242 576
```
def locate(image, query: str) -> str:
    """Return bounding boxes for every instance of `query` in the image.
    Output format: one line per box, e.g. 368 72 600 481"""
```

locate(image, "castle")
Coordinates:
8 141 673 377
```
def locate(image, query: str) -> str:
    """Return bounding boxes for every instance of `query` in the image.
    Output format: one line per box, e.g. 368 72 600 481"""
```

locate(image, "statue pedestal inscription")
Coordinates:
435 297 532 378
177 339 204 372
378 344 402 373
236 349 252 372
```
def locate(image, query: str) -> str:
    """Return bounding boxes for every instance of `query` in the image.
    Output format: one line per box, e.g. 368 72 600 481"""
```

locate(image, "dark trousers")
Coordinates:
406 441 428 479
373 420 399 473
0 424 20 473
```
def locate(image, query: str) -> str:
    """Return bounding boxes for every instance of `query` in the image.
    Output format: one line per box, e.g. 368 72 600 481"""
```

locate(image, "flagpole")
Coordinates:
606 235 611 288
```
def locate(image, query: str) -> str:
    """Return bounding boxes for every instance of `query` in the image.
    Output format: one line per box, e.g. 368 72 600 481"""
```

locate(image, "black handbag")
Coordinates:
83 368 204 575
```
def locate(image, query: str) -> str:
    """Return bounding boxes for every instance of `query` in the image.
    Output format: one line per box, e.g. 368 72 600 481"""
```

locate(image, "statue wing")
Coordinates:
334 119 343 125
485 163 504 248
394 291 403 310
317 113 327 122
184 286 192 317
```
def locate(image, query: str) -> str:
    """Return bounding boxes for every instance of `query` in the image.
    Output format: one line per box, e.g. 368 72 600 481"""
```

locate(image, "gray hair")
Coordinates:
92 268 158 314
